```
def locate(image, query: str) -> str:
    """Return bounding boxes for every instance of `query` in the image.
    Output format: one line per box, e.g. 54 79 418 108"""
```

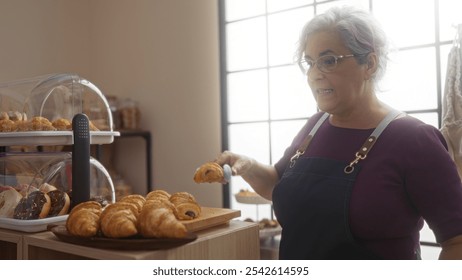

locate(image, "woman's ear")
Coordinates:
365 52 378 80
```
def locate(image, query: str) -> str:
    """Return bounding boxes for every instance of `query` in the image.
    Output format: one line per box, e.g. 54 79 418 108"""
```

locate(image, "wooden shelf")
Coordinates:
1 221 259 260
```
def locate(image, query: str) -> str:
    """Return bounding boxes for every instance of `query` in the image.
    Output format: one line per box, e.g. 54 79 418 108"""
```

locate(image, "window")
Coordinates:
219 0 461 258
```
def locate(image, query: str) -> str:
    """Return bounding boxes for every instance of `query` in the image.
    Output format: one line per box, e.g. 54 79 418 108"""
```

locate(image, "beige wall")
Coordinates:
0 0 91 81
0 0 223 207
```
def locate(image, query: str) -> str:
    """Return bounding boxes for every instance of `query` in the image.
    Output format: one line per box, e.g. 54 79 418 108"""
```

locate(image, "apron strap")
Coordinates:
289 110 403 171
290 112 329 168
344 110 403 174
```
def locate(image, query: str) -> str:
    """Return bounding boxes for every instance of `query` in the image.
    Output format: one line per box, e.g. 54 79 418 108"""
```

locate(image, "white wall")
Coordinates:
0 0 223 207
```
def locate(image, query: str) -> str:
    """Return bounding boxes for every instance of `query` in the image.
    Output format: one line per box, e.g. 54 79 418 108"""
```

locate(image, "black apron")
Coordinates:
272 111 401 260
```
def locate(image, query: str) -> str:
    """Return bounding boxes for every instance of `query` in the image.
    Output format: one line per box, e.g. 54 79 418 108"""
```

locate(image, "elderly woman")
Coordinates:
216 6 462 259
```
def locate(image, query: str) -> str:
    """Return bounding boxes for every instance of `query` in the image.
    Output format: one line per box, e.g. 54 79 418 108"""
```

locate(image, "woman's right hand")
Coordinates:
215 151 279 200
215 150 256 177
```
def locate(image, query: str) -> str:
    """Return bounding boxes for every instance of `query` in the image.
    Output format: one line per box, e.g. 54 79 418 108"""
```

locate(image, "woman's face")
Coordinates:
304 29 370 116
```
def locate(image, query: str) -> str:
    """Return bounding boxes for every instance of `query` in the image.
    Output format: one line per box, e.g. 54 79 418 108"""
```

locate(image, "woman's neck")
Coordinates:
329 98 390 129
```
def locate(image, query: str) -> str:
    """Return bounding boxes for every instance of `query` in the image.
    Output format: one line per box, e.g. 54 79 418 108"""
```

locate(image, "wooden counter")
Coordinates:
1 220 259 260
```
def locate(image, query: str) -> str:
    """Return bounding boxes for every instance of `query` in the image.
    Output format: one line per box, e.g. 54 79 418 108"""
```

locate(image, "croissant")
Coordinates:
170 192 201 220
100 202 139 238
119 194 146 214
146 190 171 201
66 201 102 237
193 162 224 183
138 203 187 238
144 198 178 216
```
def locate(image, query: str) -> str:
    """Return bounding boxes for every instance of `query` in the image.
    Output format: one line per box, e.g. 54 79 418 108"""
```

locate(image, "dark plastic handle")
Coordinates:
71 113 90 209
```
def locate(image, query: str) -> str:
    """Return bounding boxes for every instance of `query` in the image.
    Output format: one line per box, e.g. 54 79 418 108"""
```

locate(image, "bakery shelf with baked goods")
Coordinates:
0 73 120 145
0 152 115 232
0 74 122 234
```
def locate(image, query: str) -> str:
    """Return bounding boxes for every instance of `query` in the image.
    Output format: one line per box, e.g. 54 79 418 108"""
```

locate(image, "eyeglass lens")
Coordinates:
303 55 338 73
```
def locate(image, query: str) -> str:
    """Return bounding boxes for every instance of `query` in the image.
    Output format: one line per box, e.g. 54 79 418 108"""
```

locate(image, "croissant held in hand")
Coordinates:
100 202 139 238
193 162 225 183
66 201 102 238
138 203 187 238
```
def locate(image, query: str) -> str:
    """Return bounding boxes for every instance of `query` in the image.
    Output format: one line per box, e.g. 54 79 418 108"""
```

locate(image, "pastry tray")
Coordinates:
234 194 272 205
0 215 68 232
259 226 282 238
0 131 120 146
49 225 198 250
181 207 241 232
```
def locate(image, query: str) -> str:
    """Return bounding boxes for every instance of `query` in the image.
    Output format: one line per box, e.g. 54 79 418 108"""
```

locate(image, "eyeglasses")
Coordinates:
300 54 356 74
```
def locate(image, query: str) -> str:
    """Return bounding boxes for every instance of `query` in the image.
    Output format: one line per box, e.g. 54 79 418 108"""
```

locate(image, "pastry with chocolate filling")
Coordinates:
47 190 70 217
193 162 225 183
169 192 201 220
144 197 178 217
13 191 51 219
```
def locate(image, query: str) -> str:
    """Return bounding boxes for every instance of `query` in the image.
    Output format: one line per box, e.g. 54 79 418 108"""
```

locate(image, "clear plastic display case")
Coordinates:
0 73 120 146
0 73 118 232
0 152 115 231
0 152 115 202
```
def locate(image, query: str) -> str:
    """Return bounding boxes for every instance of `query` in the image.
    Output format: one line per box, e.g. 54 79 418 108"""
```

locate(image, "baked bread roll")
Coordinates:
138 203 187 238
0 119 17 132
13 191 51 219
66 201 102 237
0 112 8 121
52 118 72 131
169 192 201 220
47 190 70 217
26 116 56 131
100 202 139 238
7 111 24 121
0 188 23 218
193 162 225 183
15 120 28 132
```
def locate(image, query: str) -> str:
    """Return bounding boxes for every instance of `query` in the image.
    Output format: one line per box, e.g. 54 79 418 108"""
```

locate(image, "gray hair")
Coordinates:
296 6 389 84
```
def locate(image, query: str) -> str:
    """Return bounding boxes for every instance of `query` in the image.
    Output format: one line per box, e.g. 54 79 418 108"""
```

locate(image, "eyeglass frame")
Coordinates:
300 54 357 74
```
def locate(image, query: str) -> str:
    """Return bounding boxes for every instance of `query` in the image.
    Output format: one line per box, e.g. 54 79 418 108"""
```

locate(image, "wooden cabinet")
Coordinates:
0 221 259 260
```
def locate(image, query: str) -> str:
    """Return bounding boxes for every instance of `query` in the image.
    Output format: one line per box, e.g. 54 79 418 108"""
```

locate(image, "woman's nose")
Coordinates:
307 66 325 82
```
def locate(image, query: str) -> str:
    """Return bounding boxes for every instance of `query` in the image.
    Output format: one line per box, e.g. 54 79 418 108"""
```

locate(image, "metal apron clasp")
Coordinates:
344 152 367 174
290 150 305 168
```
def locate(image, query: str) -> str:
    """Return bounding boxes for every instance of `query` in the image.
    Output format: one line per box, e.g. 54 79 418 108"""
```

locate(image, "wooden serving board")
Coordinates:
181 207 241 232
